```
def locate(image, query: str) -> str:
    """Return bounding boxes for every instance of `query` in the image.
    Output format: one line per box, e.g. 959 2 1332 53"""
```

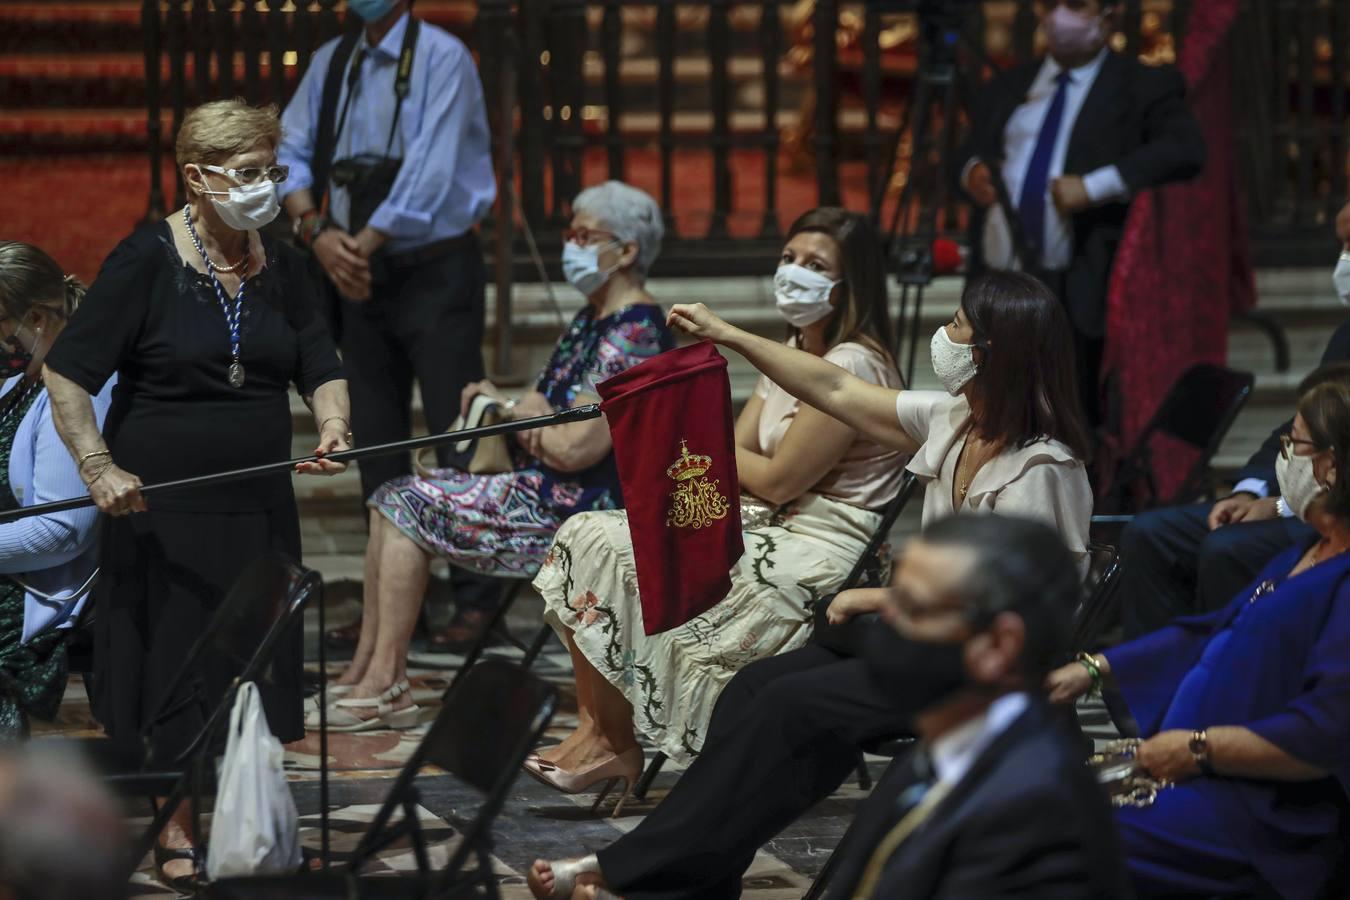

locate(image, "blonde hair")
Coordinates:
175 99 282 189
0 241 84 320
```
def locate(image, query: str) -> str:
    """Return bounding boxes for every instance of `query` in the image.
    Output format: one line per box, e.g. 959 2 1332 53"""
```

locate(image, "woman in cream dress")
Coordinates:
528 209 905 807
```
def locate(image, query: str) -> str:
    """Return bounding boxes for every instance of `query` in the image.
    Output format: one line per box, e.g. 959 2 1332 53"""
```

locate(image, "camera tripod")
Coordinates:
867 2 1001 384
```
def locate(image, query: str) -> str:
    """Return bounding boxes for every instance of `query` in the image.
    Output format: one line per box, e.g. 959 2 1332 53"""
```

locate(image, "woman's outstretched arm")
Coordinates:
668 304 919 454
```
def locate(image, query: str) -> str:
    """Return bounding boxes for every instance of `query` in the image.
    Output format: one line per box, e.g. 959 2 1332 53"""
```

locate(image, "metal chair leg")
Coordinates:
632 751 666 802
520 625 553 670
854 751 872 790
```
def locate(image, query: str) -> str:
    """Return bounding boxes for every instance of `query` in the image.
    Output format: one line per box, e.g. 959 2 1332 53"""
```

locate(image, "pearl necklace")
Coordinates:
183 206 249 272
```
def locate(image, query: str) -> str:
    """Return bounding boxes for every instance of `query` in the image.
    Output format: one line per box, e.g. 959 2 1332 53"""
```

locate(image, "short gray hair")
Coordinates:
572 180 664 278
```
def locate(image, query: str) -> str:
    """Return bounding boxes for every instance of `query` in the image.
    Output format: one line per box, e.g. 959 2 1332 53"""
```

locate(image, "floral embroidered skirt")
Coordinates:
370 467 564 579
533 493 881 762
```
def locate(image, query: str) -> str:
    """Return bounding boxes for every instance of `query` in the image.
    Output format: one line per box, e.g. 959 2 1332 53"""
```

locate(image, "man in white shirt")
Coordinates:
958 0 1204 426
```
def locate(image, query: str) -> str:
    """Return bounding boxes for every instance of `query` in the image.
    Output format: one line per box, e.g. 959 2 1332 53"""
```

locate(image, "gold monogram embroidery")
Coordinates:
666 439 731 530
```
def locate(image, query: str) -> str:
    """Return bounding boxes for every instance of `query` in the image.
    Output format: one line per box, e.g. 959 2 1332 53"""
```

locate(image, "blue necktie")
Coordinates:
1017 71 1073 262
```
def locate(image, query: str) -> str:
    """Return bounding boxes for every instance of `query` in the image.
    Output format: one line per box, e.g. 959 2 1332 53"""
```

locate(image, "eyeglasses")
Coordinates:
199 164 290 186
1279 432 1322 460
563 227 618 246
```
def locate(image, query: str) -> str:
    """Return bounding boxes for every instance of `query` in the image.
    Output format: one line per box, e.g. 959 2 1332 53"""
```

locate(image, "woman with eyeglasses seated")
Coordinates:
527 269 1096 900
43 99 351 891
1046 368 1350 900
316 180 674 731
0 243 114 739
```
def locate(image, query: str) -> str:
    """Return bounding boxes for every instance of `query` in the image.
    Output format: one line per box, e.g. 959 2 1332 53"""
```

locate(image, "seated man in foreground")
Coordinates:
530 515 1129 899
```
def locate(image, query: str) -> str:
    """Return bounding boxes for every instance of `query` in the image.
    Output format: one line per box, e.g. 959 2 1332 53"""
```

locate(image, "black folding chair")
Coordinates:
204 658 558 900
59 553 322 882
633 473 921 803
1105 363 1254 512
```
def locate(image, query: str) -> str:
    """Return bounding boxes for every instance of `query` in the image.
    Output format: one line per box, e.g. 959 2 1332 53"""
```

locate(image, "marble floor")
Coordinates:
36 594 1120 898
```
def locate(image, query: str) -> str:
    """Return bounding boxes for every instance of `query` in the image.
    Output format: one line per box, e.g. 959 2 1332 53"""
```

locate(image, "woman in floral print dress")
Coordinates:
527 210 906 805
315 182 674 731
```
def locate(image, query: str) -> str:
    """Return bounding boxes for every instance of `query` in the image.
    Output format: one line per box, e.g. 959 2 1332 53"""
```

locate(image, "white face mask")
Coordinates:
773 264 839 328
199 174 280 231
1276 447 1326 521
930 325 979 395
562 241 620 298
1334 254 1350 306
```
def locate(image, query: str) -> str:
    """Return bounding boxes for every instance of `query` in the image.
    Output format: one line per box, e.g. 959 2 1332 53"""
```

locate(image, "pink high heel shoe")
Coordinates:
522 747 644 817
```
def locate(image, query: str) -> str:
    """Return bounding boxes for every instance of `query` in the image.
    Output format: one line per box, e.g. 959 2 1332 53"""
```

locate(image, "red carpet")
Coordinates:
2 147 898 283
0 153 177 283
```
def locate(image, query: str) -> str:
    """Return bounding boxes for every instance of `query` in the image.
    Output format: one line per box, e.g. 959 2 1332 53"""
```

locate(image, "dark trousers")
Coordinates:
1118 503 1313 639
343 239 486 497
598 642 911 900
341 238 498 612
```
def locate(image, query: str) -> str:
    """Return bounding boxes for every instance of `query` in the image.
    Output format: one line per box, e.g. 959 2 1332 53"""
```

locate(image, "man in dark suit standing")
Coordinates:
959 0 1206 426
823 515 1127 899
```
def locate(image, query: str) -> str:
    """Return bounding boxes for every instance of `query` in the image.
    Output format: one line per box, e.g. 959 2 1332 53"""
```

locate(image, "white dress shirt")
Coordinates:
930 692 1031 787
978 49 1128 272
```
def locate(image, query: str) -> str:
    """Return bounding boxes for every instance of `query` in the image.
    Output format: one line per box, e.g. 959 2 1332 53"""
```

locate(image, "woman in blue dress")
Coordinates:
1048 370 1350 899
314 181 675 731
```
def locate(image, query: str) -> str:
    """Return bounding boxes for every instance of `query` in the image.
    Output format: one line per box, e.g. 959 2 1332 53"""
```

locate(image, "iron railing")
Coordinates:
141 0 1350 368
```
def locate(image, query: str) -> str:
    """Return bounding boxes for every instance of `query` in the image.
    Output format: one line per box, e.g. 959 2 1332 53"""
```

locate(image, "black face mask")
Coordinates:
861 620 972 717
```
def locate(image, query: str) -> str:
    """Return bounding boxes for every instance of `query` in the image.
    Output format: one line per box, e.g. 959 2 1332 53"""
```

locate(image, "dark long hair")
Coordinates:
784 208 897 369
1298 375 1350 519
960 271 1091 460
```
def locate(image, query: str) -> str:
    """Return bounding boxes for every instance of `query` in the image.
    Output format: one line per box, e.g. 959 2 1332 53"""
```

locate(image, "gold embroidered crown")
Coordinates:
666 440 712 481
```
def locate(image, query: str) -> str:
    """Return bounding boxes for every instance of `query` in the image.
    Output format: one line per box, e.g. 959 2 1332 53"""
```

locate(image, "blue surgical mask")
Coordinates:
562 241 620 298
348 0 397 23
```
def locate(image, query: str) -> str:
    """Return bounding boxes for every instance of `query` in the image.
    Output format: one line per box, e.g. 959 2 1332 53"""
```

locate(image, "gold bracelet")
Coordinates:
1076 651 1104 695
318 416 351 435
84 461 112 488
77 449 111 470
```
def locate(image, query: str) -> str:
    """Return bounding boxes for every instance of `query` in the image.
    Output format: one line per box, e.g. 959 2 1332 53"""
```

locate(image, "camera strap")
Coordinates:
313 25 361 211
314 16 421 207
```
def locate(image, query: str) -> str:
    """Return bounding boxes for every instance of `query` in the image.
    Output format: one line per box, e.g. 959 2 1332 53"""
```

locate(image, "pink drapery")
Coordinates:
1099 0 1255 503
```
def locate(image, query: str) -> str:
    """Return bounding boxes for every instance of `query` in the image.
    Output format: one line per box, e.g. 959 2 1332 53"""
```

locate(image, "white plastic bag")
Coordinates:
206 681 303 880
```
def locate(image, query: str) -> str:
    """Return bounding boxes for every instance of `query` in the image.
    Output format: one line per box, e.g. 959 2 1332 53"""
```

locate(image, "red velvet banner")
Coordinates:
597 341 745 635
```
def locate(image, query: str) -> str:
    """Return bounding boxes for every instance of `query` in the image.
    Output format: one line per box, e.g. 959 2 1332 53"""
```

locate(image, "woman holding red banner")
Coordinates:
523 270 1095 900
528 208 907 810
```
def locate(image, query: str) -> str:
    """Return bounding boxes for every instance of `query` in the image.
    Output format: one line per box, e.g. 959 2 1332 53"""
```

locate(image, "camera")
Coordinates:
330 153 402 234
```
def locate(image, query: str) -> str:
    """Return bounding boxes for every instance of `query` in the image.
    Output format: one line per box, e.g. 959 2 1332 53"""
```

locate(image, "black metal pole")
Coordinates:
0 405 603 524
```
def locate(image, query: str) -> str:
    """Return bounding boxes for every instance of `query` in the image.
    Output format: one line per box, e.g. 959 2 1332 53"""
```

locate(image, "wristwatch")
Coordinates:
1189 729 1215 776
292 209 330 248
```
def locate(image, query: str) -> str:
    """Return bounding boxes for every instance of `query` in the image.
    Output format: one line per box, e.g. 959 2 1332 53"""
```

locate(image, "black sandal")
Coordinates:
154 841 204 896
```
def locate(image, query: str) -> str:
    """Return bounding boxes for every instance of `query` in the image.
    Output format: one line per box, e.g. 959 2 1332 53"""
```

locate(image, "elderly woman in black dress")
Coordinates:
43 99 350 889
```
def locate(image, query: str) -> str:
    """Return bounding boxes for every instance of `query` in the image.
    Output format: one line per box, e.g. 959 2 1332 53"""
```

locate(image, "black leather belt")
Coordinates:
382 231 477 271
